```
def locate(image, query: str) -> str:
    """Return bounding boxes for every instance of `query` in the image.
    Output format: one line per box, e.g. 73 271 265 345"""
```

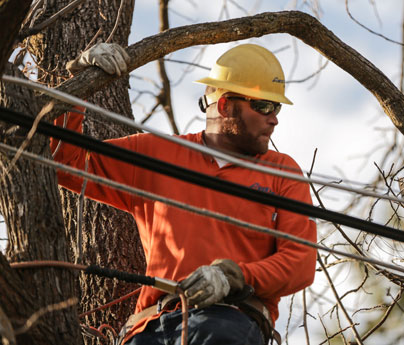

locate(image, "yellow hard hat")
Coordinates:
195 44 292 111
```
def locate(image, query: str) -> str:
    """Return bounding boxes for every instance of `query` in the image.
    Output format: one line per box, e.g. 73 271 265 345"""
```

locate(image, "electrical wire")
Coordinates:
1 106 403 242
0 86 379 194
2 74 403 202
2 142 404 276
2 75 403 345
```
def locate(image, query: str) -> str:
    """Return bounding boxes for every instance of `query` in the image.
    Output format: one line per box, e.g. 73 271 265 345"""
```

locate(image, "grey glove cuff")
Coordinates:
211 258 245 293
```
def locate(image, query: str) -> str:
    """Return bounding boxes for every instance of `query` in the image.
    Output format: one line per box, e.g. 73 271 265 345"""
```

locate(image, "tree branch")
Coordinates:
157 0 179 134
35 11 404 135
0 0 33 76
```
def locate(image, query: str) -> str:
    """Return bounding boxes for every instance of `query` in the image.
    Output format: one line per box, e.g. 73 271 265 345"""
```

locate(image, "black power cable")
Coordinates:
1 106 404 242
10 261 179 293
84 265 179 294
85 265 155 285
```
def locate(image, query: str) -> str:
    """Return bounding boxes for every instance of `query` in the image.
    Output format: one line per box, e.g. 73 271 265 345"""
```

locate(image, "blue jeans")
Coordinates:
125 304 264 345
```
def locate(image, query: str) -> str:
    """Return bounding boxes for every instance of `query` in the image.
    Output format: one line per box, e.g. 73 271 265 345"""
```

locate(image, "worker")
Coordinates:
52 42 317 345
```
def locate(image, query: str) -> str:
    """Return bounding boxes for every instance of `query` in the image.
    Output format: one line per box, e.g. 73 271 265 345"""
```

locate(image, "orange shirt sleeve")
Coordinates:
51 109 137 213
238 157 317 316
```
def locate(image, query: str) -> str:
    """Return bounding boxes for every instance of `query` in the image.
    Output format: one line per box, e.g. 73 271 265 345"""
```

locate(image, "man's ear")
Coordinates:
217 97 230 117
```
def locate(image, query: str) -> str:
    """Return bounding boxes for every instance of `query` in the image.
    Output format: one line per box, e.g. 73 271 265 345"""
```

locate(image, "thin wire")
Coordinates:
4 106 402 241
5 85 370 190
3 74 400 195
2 75 403 204
0 75 363 188
1 142 403 276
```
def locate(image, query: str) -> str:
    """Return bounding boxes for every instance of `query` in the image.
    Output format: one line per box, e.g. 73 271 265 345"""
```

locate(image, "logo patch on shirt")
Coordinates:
249 182 272 193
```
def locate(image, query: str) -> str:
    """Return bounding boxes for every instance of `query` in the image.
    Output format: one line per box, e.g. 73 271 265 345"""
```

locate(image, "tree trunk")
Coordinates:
27 0 146 341
0 0 32 76
0 64 81 345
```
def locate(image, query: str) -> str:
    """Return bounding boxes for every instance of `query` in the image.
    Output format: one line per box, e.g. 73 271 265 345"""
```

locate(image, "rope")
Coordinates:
1 74 402 201
79 287 142 318
10 260 87 270
10 260 188 345
179 292 188 345
2 142 404 276
0 106 403 243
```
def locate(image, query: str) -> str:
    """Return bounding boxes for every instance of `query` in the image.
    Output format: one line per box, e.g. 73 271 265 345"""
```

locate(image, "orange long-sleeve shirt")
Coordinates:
51 111 317 337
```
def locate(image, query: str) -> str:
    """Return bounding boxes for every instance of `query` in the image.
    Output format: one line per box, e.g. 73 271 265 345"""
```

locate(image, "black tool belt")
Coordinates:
118 287 281 345
236 295 281 345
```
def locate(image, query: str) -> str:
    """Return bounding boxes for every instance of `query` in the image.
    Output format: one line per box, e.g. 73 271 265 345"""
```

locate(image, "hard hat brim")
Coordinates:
194 77 293 105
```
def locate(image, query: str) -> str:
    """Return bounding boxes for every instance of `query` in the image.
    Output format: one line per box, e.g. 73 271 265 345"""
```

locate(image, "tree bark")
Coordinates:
0 3 81 345
0 64 81 345
2 5 404 345
27 0 145 341
0 1 145 344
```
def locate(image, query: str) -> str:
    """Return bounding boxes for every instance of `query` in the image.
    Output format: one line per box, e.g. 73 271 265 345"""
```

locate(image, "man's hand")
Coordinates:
180 259 245 308
180 265 230 308
66 42 130 76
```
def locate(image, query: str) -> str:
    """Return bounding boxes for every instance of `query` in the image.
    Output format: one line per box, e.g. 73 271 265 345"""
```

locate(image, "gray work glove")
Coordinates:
180 259 245 309
66 42 130 76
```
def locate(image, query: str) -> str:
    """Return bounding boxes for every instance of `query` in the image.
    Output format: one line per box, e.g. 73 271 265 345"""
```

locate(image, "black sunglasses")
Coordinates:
225 96 282 116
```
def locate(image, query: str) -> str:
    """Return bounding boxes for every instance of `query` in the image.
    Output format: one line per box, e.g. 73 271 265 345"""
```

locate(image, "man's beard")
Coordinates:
220 103 269 156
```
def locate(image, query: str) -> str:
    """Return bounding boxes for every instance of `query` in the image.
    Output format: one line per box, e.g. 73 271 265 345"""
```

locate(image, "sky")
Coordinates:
2 0 404 343
128 1 404 343
127 0 403 209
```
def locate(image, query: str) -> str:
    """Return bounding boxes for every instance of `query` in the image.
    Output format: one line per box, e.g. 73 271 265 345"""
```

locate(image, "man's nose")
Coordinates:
266 113 279 126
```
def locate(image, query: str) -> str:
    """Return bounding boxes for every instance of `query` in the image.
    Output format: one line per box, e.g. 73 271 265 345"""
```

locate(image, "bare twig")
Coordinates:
361 288 403 341
287 60 329 84
157 0 179 134
163 58 210 70
6 100 55 173
318 314 331 345
319 324 359 345
339 266 369 301
140 101 160 125
18 0 87 41
317 255 364 345
0 305 15 345
106 0 126 43
15 297 78 335
84 28 103 52
21 0 45 30
285 293 295 345
302 289 311 345
345 0 404 46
